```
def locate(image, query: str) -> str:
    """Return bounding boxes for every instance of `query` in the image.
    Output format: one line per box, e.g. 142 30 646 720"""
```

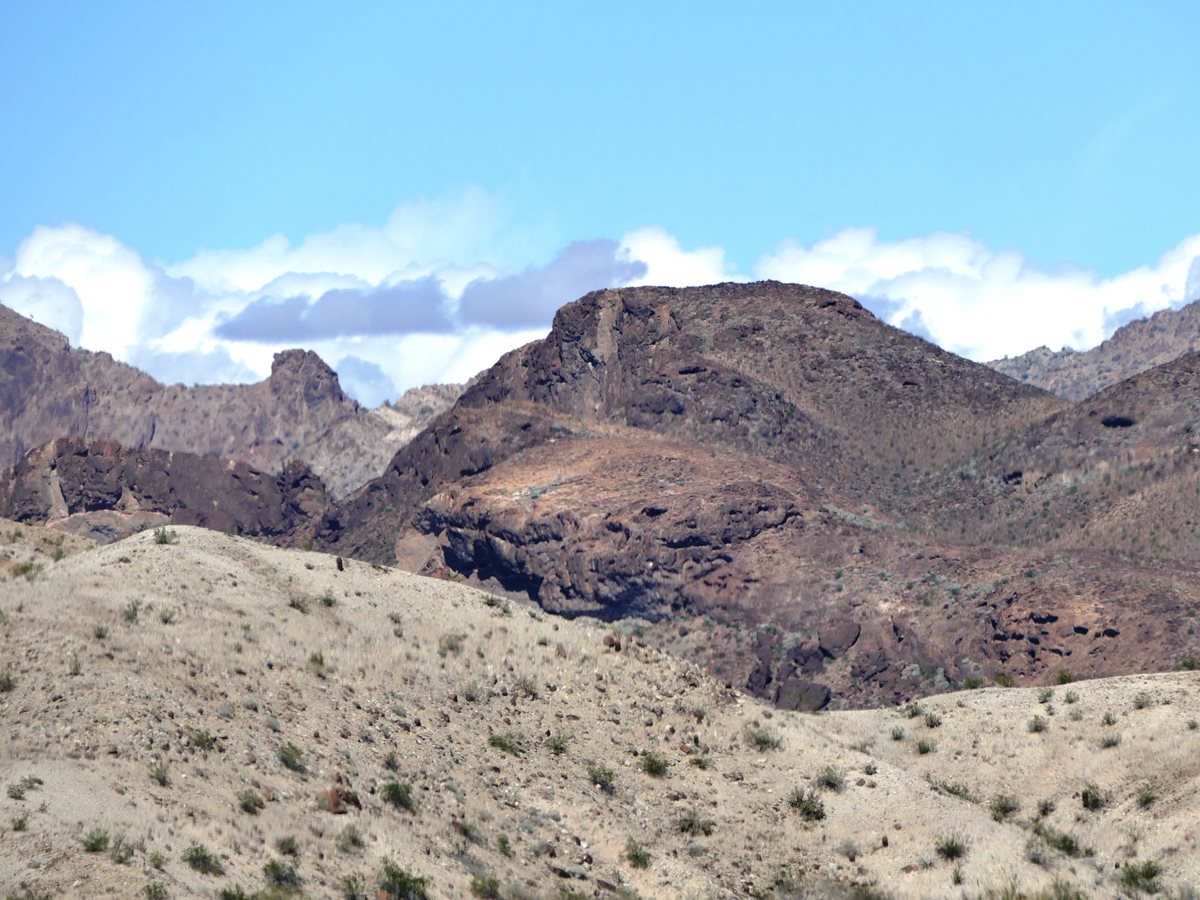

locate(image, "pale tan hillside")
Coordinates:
1 528 1196 899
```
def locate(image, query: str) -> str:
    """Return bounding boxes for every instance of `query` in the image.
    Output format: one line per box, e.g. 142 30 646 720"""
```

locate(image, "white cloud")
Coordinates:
0 274 84 344
619 226 738 287
756 228 1200 360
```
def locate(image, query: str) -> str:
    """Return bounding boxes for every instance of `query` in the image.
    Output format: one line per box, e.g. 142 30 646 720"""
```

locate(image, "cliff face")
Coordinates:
0 436 328 544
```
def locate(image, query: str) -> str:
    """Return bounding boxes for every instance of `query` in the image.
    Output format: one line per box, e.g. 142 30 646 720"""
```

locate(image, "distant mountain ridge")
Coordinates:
988 297 1200 400
0 304 460 497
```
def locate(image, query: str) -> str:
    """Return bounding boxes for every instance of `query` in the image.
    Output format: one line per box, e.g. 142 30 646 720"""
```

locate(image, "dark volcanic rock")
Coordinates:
0 436 329 542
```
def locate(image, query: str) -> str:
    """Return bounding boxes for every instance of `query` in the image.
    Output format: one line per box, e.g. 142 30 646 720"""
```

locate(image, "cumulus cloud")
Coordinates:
619 226 737 287
457 239 646 328
216 278 453 341
0 274 84 344
755 228 1200 360
334 355 397 408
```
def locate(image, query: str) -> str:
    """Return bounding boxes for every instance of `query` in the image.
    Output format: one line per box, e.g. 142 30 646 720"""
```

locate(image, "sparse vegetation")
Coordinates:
278 742 307 773
263 858 301 891
237 789 263 814
788 787 826 821
743 723 782 750
624 838 651 869
0 671 14 693
640 750 669 777
376 858 428 899
935 835 967 861
153 526 178 545
183 843 225 875
1028 714 1048 733
890 726 904 741
1081 782 1108 811
122 600 141 623
916 739 935 754
994 673 1016 688
676 808 716 837
923 712 942 728
990 793 1020 821
587 762 616 794
815 766 844 791
438 632 465 656
189 728 216 751
149 760 169 787
382 781 417 812
6 776 43 800
81 826 111 852
337 824 365 853
546 731 569 755
1119 859 1162 893
488 731 524 756
1135 783 1158 809
468 875 502 898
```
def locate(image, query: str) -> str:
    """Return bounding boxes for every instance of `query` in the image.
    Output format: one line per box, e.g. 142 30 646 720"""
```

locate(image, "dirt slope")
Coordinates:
3 527 1197 898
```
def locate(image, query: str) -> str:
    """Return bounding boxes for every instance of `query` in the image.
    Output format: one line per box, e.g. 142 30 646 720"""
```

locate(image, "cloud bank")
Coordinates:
2 193 1198 406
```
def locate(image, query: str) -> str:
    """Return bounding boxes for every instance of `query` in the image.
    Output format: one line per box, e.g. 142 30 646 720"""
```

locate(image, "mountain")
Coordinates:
316 282 1200 710
988 297 1200 400
2 525 1195 898
0 305 460 497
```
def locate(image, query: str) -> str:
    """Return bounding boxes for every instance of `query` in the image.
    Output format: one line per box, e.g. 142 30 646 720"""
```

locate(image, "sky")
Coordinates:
2 2 1199 405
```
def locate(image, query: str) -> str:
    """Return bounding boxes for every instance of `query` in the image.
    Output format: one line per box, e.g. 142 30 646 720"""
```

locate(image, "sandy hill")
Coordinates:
0 305 460 498
1 526 1197 898
989 298 1200 402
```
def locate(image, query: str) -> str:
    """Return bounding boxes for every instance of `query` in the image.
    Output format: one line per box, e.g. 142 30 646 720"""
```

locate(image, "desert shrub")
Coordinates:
890 726 904 741
383 751 399 771
93 625 109 639
815 766 844 791
122 600 141 623
287 596 309 614
1055 670 1075 684
990 793 1020 821
1037 798 1056 818
264 858 301 890
1064 690 1079 704
902 702 924 719
788 787 825 821
640 751 669 777
143 881 168 900
496 834 512 857
237 789 261 814
514 674 538 698
935 835 967 861
676 808 716 837
488 732 523 756
1100 733 1121 749
319 592 337 608
0 671 14 692
1133 692 1152 710
376 858 428 899
468 875 501 898
624 838 651 869
545 732 569 756
1135 783 1158 809
1119 860 1162 893
1081 782 1108 811
81 827 110 852
278 743 307 773
438 633 464 656
1102 711 1117 726
189 728 216 751
153 527 177 545
109 834 139 864
994 673 1015 688
6 776 42 800
1028 715 1048 733
863 761 878 776
1034 823 1086 857
962 677 984 689
11 813 28 831
149 761 169 787
924 713 942 729
916 739 935 755
1038 688 1054 704
183 843 225 875
743 723 782 750
587 762 616 794
336 825 365 853
382 781 417 812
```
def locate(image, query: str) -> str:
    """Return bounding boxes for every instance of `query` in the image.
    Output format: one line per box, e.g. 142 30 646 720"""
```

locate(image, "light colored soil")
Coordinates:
1 525 1196 899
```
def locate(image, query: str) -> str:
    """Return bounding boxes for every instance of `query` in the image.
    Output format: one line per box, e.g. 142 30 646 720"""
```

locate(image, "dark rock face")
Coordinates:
0 436 329 542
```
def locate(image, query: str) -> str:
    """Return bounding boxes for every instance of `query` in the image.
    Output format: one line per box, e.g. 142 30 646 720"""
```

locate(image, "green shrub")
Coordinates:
1135 783 1158 809
587 762 615 794
468 875 501 898
189 729 216 751
990 793 1020 821
81 826 110 852
890 726 904 741
815 766 844 791
149 761 170 787
935 835 967 861
382 781 416 812
624 838 651 869
377 858 428 899
1055 670 1075 684
923 713 942 729
278 743 306 773
743 724 782 751
122 600 141 623
1119 860 1162 893
916 739 935 755
676 808 716 837
153 527 177 545
788 787 825 821
183 843 225 875
263 858 301 890
546 732 569 756
994 673 1015 688
640 751 669 777
143 881 168 900
337 824 365 852
487 732 523 756
1028 715 1048 733
1038 688 1054 703
0 671 14 692
109 834 138 864
1081 782 1107 811
237 789 262 814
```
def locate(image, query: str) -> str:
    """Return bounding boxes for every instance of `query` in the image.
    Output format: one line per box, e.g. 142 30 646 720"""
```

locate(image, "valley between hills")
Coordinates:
3 281 1200 898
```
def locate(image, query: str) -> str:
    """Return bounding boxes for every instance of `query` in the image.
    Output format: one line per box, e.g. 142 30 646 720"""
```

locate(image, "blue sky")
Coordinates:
2 2 1199 403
